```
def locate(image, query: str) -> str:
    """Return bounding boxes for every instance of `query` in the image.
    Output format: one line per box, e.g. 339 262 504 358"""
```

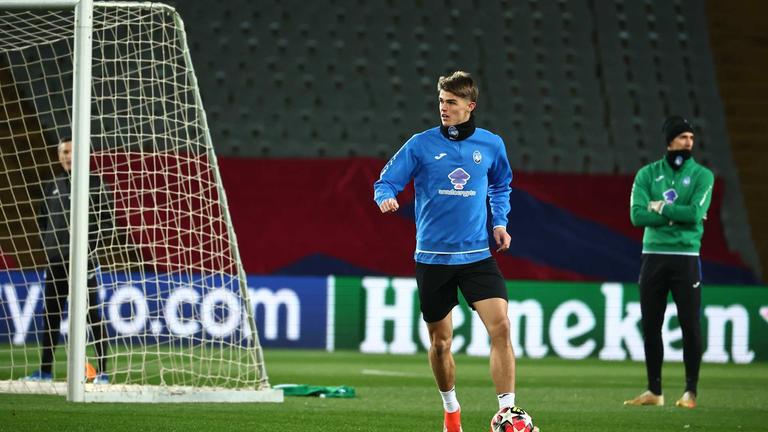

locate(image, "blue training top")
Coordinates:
373 126 512 265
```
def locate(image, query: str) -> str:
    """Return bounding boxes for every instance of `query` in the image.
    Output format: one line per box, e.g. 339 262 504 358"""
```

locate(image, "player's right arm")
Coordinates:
630 167 669 227
373 137 419 214
659 168 714 224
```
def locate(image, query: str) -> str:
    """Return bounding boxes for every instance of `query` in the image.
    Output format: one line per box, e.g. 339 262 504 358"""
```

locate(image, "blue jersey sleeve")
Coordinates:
487 138 512 228
373 136 419 205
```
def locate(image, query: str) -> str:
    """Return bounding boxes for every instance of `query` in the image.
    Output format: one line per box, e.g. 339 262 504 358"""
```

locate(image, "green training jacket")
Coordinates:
630 157 714 255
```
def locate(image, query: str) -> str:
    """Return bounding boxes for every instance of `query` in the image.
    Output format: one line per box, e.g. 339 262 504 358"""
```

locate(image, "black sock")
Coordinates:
685 379 697 395
648 378 662 396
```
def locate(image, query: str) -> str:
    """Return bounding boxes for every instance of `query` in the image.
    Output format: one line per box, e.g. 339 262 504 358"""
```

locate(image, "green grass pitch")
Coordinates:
0 349 765 431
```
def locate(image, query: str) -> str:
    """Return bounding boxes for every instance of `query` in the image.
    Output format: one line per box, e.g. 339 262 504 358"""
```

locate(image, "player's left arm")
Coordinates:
90 176 117 253
488 140 512 252
37 181 52 235
659 169 714 223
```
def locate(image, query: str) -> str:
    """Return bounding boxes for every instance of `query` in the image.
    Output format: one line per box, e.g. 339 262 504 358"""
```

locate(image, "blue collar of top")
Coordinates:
440 116 476 141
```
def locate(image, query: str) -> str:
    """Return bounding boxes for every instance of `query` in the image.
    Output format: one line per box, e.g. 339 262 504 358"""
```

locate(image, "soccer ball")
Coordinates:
490 406 535 432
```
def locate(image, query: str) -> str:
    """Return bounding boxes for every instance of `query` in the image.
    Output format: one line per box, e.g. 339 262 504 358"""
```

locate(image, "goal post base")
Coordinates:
0 380 284 403
83 385 284 403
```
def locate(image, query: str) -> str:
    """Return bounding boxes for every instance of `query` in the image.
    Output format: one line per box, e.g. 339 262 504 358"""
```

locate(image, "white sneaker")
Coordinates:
93 373 109 384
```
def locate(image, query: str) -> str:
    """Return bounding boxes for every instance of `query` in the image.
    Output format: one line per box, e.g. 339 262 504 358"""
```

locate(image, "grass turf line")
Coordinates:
0 349 765 431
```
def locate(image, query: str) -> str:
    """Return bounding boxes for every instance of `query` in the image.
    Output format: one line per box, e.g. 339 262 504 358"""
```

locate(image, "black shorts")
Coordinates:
415 256 508 323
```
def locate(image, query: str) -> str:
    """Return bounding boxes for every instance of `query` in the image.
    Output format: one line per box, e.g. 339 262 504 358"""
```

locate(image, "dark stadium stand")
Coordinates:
706 0 768 283
169 1 727 171
165 0 761 279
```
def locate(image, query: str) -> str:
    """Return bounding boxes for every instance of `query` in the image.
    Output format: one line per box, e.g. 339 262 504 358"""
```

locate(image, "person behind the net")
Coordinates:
624 116 714 409
374 71 535 432
22 137 114 384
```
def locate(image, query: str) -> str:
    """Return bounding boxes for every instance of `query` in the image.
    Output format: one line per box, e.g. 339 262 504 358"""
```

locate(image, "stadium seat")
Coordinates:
166 0 739 176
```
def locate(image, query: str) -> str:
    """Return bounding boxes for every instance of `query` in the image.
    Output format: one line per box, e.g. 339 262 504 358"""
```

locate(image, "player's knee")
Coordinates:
640 318 664 334
678 321 702 337
431 337 452 357
488 317 510 340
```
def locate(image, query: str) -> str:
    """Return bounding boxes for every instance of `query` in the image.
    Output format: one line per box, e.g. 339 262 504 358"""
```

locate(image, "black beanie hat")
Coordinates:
662 115 694 146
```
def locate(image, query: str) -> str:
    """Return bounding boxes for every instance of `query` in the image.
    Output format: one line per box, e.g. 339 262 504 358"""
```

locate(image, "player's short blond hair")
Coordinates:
437 71 478 102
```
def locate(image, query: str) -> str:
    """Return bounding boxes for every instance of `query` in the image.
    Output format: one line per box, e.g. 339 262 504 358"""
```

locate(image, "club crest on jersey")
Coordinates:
448 168 470 190
683 176 691 187
663 188 678 204
473 150 482 164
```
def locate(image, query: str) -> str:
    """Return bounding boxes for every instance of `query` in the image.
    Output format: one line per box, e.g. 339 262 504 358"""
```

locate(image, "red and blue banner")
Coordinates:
0 157 756 284
218 158 758 284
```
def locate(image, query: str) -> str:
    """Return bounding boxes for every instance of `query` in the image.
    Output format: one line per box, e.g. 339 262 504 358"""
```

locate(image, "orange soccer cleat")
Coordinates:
85 362 97 383
443 408 462 432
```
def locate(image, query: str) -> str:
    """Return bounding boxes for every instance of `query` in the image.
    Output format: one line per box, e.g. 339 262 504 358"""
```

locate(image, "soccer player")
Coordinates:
374 71 530 432
625 116 714 409
22 137 113 384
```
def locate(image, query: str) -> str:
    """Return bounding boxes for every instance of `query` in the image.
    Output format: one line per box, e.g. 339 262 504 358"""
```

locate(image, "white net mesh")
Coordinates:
0 2 274 400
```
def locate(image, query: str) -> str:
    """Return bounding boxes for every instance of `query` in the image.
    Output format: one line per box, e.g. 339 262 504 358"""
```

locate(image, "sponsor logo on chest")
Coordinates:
438 167 477 197
663 188 678 203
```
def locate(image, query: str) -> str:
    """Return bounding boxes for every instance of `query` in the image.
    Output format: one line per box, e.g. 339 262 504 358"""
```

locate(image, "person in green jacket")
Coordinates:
624 116 714 409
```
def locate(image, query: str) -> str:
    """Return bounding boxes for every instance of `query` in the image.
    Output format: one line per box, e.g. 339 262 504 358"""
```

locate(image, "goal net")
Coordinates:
0 2 281 402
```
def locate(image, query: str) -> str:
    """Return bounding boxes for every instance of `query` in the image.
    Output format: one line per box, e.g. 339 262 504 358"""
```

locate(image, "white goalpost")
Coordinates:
0 0 282 402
